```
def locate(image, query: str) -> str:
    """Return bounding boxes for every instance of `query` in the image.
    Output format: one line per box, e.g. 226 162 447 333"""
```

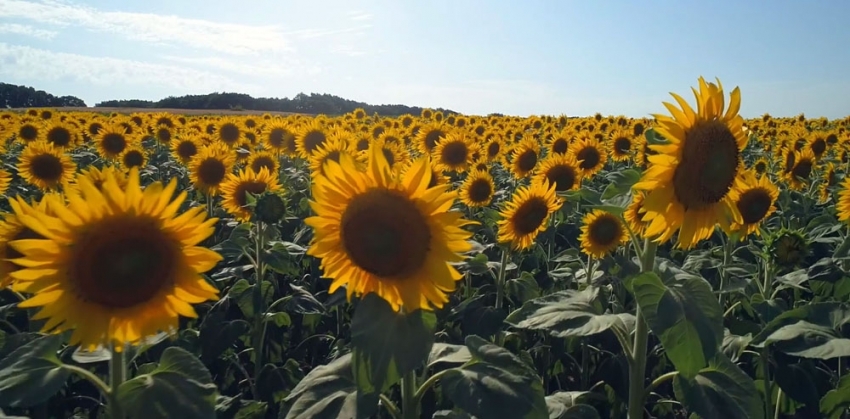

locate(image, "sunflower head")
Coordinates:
0 169 10 196
7 168 221 351
609 129 634 162
460 170 495 208
497 179 562 251
216 117 244 147
17 141 76 191
535 153 582 193
415 123 448 155
579 210 628 258
248 150 280 175
624 191 649 237
120 145 148 170
220 167 283 222
727 170 779 239
95 123 133 159
785 149 815 191
568 133 608 178
16 120 40 143
510 137 542 179
297 121 329 158
0 197 53 288
765 229 810 269
263 121 297 156
189 143 236 196
310 138 358 177
170 135 202 164
433 132 475 173
70 165 129 193
41 121 80 149
305 146 474 312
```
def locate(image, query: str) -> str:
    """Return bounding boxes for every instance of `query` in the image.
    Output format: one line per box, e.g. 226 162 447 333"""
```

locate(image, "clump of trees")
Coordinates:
1 83 86 108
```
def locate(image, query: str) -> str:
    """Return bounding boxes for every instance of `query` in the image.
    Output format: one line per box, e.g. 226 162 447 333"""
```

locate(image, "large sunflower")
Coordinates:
7 168 221 351
497 179 562 251
459 170 495 207
534 153 582 192
248 150 280 174
633 77 747 249
568 133 608 178
305 147 474 312
727 170 779 239
189 143 236 196
219 167 282 222
17 141 76 191
579 210 628 258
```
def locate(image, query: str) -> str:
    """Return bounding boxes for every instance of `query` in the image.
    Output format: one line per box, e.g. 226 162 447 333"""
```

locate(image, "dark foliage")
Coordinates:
1 83 87 108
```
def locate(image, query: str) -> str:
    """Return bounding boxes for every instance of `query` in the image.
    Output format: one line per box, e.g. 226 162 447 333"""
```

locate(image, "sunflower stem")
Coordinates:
108 346 127 419
251 221 268 398
400 370 418 419
494 247 509 310
628 238 657 419
718 234 734 309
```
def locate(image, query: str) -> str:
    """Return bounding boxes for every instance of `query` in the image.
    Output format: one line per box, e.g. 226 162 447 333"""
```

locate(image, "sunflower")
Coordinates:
808 134 827 159
819 163 838 204
297 121 329 158
0 169 10 196
216 117 243 148
16 120 40 143
568 134 608 178
309 139 358 177
459 170 495 207
41 121 80 149
169 135 201 164
497 180 562 251
120 145 148 170
220 167 283 222
779 146 796 174
609 129 634 162
17 141 76 191
727 170 779 239
305 146 474 312
248 150 280 174
261 121 297 156
95 123 133 159
624 192 649 237
415 123 448 155
433 132 474 173
189 143 236 196
510 137 542 179
370 137 409 173
835 176 850 224
753 157 769 175
70 165 128 193
766 229 809 269
0 197 53 288
153 124 174 146
534 153 582 192
546 132 571 155
785 149 815 191
579 210 628 258
483 137 505 163
633 77 747 249
7 168 221 351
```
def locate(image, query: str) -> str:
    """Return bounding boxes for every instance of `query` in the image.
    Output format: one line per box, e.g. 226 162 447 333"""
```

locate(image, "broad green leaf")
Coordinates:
215 395 267 419
117 346 218 419
506 287 635 340
350 293 436 394
198 317 250 363
281 284 326 315
774 362 820 406
281 353 378 419
545 391 599 419
720 331 751 363
227 279 274 319
600 168 640 202
439 335 547 419
672 352 763 419
0 334 69 408
751 302 850 359
506 272 541 304
633 271 723 379
427 343 472 369
821 373 850 418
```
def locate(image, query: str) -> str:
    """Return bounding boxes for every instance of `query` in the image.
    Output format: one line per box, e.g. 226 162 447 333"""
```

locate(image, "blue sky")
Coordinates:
1 0 849 118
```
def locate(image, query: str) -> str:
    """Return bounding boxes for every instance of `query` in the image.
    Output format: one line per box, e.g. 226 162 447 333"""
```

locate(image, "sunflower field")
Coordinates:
1 77 850 419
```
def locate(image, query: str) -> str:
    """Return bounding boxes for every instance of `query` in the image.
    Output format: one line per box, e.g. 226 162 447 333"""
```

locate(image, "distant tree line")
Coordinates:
1 83 87 108
95 92 455 116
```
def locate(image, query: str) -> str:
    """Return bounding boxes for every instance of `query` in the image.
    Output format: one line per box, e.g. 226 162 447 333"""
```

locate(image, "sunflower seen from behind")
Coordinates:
7 168 222 351
459 170 495 207
220 167 283 222
305 146 474 312
579 210 628 258
633 77 747 249
497 179 562 251
18 141 76 191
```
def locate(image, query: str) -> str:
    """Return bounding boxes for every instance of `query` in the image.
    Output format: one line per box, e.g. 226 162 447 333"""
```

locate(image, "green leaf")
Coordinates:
545 391 599 419
265 312 292 328
215 395 267 419
227 279 273 319
600 168 641 201
672 352 764 419
632 271 723 379
774 362 820 406
350 294 436 394
439 335 547 419
282 285 325 315
506 272 541 304
751 302 850 359
821 373 850 418
0 334 69 408
117 346 218 419
281 353 378 419
0 407 30 419
427 343 472 369
264 242 299 275
506 287 635 340
198 317 250 363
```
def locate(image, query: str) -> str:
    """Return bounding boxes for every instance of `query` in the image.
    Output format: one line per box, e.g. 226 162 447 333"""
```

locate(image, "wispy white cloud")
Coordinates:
0 22 56 39
159 55 323 77
0 0 295 55
347 11 372 21
287 24 372 40
0 42 259 92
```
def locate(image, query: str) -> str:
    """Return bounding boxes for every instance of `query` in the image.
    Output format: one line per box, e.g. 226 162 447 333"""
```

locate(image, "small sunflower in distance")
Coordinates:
785 149 815 191
579 210 628 258
190 143 236 196
220 167 282 222
18 141 76 191
459 170 495 207
634 77 747 249
609 129 634 162
727 170 779 239
305 146 474 312
7 168 222 351
497 179 562 251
